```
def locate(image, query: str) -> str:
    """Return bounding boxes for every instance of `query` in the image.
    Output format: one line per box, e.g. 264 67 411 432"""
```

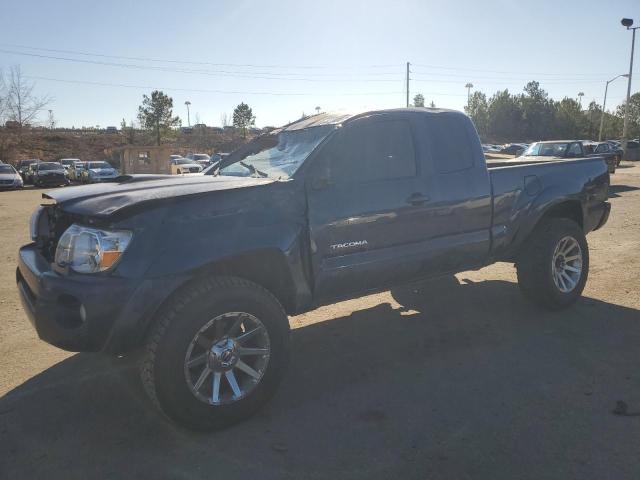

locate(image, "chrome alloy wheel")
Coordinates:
184 312 270 405
551 236 583 293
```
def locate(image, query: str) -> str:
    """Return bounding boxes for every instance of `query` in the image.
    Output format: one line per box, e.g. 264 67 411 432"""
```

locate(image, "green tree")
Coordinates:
232 102 255 138
465 91 489 139
520 81 554 141
553 97 584 139
413 93 425 107
486 89 523 142
615 92 640 139
137 90 181 145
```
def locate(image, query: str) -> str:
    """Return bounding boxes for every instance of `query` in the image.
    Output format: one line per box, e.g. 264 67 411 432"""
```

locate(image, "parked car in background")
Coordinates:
68 161 86 182
0 163 24 190
520 140 617 173
60 158 81 174
588 142 622 168
105 126 118 134
186 153 212 168
23 163 41 184
500 143 527 156
80 161 119 183
169 154 182 163
170 157 203 174
32 162 69 188
16 159 39 180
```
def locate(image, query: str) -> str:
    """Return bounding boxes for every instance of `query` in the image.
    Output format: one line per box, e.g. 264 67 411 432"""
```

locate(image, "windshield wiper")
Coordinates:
240 161 269 178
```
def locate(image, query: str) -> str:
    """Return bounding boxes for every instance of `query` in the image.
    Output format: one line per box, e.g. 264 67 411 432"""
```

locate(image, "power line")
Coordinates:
0 43 401 70
412 77 608 85
23 74 406 97
0 43 614 80
0 49 408 82
412 63 616 78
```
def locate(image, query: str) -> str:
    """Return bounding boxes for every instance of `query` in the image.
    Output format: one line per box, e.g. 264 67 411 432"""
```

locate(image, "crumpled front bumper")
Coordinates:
16 243 188 353
16 244 136 352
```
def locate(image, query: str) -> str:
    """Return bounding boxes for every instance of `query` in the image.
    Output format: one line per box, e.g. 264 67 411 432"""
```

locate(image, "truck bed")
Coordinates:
486 156 609 259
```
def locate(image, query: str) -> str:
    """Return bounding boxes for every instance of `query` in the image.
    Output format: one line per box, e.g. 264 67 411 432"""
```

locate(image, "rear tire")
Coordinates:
140 276 290 431
516 218 589 310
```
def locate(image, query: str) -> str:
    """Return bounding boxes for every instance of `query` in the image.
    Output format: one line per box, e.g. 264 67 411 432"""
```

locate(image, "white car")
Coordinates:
0 163 24 190
60 158 81 174
68 161 85 182
81 161 119 183
171 158 203 175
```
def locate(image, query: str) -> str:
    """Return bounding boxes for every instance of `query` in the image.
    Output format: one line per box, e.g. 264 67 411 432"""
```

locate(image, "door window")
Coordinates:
327 120 416 184
425 115 475 173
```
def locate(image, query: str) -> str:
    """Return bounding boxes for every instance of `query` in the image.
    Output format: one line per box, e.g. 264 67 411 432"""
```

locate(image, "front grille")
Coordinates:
35 206 73 262
189 167 200 173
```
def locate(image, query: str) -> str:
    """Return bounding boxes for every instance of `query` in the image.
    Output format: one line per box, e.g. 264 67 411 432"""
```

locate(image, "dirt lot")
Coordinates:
1 166 640 479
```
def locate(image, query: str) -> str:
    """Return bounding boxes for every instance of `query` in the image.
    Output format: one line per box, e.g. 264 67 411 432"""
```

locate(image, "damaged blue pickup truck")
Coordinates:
17 108 610 430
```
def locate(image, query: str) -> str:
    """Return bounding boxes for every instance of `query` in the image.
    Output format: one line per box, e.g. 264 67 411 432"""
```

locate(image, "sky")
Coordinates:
0 0 638 128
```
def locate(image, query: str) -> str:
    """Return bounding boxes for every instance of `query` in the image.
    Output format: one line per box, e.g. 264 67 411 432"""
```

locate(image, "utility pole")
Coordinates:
598 74 628 141
621 18 638 154
465 83 474 106
406 62 410 108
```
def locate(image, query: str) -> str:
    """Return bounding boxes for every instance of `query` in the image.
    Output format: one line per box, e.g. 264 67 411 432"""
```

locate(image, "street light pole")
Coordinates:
185 100 191 127
465 83 474 106
621 18 638 154
598 74 629 141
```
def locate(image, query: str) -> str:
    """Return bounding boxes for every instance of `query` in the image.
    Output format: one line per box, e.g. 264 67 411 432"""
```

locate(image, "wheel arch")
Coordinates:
131 248 301 350
508 199 584 261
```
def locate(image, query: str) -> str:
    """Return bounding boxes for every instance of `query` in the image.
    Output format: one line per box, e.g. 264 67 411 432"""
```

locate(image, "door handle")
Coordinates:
406 193 430 205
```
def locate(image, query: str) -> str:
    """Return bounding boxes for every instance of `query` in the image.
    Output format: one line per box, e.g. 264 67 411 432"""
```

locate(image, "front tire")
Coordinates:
516 218 589 310
140 276 290 431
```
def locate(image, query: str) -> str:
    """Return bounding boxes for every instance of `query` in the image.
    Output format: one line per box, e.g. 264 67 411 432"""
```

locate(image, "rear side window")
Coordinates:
568 143 582 155
425 115 475 173
328 119 416 183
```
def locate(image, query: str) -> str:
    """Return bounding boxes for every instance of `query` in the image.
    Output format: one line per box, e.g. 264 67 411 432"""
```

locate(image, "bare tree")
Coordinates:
6 65 52 127
0 70 6 123
220 112 230 127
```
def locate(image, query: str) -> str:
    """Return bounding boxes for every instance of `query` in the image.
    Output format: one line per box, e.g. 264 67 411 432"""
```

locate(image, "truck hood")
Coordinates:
43 174 275 217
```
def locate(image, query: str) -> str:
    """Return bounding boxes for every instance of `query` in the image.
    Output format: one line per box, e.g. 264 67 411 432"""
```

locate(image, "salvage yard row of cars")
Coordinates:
483 139 630 173
1 152 229 190
0 158 120 190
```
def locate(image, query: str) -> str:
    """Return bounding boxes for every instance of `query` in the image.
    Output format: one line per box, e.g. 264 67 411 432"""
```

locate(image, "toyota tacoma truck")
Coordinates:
17 108 611 430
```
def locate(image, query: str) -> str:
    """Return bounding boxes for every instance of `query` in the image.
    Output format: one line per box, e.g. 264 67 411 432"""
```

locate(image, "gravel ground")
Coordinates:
1 165 639 479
